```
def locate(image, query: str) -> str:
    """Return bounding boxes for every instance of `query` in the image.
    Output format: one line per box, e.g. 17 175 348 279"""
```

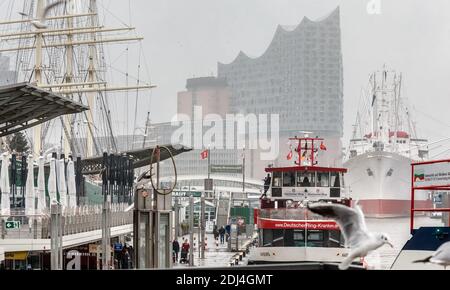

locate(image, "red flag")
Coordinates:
320 142 327 151
286 151 293 160
200 149 209 160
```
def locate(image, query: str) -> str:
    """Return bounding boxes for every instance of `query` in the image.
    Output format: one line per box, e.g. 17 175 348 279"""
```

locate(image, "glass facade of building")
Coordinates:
218 8 343 138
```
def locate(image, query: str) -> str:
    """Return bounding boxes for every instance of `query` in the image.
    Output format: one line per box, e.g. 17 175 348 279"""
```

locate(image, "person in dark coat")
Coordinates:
180 239 190 263
219 226 226 244
213 225 219 241
261 174 271 199
263 174 271 194
121 248 131 269
172 239 180 262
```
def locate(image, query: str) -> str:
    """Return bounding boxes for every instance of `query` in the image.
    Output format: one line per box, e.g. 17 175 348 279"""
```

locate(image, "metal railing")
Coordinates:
0 203 132 239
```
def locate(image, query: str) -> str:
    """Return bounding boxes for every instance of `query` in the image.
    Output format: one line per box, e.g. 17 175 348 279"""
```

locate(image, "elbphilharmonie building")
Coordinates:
218 8 344 172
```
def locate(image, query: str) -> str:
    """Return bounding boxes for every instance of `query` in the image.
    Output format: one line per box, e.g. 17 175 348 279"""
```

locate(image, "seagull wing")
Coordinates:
430 242 450 265
354 203 368 232
308 202 370 248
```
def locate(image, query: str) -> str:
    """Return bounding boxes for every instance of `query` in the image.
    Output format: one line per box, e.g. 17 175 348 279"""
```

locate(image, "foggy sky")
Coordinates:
3 0 450 156
103 0 450 153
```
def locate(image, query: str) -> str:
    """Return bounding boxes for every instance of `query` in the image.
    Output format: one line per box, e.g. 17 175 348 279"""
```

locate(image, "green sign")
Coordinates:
211 164 243 174
5 221 20 229
172 191 202 197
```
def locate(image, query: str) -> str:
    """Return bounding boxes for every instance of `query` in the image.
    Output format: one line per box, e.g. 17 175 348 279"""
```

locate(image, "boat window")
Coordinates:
297 172 315 187
307 231 323 241
317 172 330 187
293 230 305 247
262 229 285 247
330 172 340 187
283 230 295 247
328 231 343 247
272 172 282 187
306 231 324 247
283 171 296 187
294 231 305 241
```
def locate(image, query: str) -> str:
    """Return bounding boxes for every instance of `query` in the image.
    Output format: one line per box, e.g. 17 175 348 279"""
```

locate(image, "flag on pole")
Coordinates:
200 149 209 160
286 150 293 160
320 142 327 151
286 143 293 160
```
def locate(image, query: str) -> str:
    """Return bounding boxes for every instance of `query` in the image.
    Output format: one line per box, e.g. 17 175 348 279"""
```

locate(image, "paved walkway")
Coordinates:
173 233 250 268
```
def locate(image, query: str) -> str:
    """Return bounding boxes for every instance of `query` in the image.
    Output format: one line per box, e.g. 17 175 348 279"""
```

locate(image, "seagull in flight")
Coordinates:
307 202 394 270
31 0 65 29
413 241 450 269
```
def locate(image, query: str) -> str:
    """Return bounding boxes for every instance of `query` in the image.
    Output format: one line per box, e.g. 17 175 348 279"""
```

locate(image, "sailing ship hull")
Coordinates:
344 151 432 218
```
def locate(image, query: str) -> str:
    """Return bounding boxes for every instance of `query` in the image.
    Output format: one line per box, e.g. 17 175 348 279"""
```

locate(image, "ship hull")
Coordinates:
248 247 351 265
344 151 431 218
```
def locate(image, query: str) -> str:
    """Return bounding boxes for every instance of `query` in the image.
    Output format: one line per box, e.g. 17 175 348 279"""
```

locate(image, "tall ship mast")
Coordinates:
344 66 431 218
0 0 154 158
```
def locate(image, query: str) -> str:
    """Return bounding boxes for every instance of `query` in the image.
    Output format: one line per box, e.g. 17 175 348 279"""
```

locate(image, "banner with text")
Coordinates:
211 164 243 174
413 161 450 187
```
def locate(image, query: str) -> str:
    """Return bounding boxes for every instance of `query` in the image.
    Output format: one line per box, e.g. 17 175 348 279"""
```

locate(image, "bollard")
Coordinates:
242 251 246 258
239 253 243 261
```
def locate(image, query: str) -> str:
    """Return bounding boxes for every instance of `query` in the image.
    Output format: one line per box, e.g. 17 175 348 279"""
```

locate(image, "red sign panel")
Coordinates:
253 208 258 225
257 218 339 230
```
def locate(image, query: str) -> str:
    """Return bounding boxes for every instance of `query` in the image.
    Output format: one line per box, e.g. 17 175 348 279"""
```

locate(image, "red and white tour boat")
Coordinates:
249 136 360 266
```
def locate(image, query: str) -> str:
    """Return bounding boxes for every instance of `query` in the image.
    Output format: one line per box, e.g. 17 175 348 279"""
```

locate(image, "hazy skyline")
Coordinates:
102 0 450 153
1 0 450 156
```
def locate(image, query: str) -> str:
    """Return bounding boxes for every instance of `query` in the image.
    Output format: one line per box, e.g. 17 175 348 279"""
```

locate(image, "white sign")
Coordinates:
206 221 214 233
281 187 328 200
414 162 450 187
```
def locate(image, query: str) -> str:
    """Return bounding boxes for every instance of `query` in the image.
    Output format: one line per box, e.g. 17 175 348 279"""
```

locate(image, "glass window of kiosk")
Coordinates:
272 172 282 187
330 172 341 188
283 171 296 187
317 172 330 187
297 172 315 187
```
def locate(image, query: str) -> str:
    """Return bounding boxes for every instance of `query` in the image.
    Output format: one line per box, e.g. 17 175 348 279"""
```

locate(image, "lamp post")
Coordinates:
242 146 245 195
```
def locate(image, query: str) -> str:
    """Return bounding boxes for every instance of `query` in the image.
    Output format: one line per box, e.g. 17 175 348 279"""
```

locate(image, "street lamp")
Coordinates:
242 145 245 195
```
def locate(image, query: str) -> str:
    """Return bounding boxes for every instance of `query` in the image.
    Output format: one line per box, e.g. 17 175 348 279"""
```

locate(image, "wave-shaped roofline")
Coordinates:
218 7 340 66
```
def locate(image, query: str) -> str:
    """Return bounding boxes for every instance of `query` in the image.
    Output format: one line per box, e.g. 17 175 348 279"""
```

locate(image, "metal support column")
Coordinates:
50 204 62 270
102 195 111 269
101 152 111 270
200 194 205 259
174 197 180 238
198 218 201 259
189 195 194 266
133 185 151 269
1 220 5 239
242 148 245 194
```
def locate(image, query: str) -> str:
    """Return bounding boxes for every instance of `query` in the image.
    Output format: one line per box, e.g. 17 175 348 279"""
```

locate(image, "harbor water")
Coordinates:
364 216 445 269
